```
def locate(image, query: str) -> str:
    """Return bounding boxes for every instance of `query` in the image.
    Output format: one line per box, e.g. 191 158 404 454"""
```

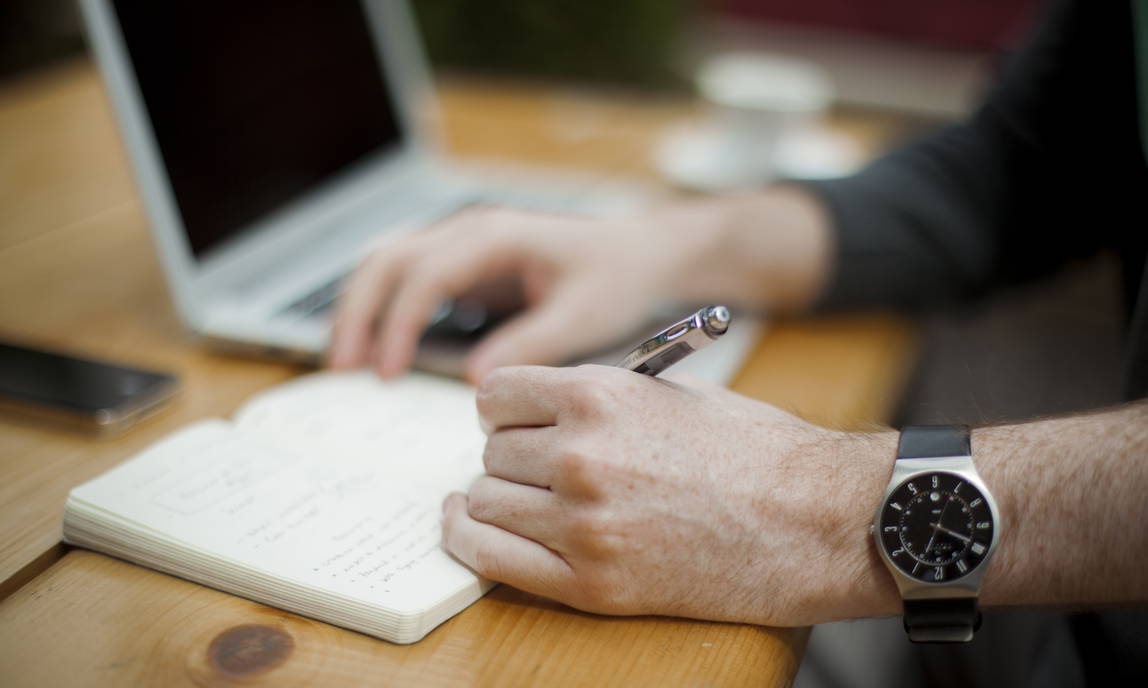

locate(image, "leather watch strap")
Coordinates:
903 598 982 643
897 425 979 643
897 424 970 460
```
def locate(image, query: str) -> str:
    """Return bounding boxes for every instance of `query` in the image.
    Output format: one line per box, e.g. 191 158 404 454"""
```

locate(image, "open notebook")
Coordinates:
62 316 761 644
63 371 492 644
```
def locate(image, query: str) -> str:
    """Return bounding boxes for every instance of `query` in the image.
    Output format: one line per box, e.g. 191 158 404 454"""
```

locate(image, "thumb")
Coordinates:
465 290 602 382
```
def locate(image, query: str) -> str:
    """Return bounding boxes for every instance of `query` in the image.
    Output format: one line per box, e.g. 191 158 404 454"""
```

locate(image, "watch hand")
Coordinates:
929 522 972 543
922 496 952 561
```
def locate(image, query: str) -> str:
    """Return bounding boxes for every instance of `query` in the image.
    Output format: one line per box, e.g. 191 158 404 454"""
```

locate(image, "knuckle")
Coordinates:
477 367 512 397
403 260 448 294
466 476 497 518
466 478 488 509
475 369 512 418
562 375 613 420
564 510 620 554
471 542 504 580
566 365 636 415
480 437 498 474
469 207 534 247
555 445 604 493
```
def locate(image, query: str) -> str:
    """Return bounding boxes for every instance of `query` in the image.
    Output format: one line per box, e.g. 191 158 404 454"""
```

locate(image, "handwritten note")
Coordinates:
70 372 487 614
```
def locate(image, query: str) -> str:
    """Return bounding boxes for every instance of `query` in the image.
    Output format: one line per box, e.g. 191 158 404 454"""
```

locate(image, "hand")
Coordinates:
441 364 900 626
328 206 695 383
329 187 834 383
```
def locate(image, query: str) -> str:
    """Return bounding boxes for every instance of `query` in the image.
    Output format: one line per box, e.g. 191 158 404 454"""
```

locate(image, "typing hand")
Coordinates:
328 206 688 384
441 364 901 626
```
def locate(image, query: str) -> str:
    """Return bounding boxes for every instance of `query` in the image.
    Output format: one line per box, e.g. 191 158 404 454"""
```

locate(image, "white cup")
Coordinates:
696 52 834 184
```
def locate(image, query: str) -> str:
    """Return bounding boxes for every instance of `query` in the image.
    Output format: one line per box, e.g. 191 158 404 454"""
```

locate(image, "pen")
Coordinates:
617 306 731 376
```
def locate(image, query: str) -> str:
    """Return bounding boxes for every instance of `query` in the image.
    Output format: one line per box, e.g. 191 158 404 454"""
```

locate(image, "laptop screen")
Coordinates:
111 1 404 259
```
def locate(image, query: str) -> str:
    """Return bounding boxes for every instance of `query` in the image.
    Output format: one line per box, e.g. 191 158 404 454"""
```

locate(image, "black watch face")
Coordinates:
878 471 995 583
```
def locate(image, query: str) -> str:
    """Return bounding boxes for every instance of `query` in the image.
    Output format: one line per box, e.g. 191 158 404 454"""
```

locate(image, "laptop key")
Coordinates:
282 275 346 320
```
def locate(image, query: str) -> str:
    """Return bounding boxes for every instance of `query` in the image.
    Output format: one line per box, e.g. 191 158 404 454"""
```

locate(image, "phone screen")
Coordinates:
0 342 176 414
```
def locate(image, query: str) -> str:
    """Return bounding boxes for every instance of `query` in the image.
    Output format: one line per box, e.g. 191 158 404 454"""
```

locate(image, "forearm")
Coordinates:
837 403 1148 621
975 403 1148 608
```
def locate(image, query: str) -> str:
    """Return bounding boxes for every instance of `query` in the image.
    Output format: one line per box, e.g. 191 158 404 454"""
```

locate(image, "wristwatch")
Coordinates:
871 425 1000 643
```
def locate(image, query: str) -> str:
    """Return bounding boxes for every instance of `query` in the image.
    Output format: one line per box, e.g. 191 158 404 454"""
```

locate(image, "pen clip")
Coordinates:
618 306 730 376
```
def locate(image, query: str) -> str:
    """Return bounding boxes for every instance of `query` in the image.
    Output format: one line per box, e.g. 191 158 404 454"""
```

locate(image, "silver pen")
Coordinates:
617 306 731 376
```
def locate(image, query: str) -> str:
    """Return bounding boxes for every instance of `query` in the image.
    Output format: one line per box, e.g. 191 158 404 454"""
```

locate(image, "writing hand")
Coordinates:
440 364 901 626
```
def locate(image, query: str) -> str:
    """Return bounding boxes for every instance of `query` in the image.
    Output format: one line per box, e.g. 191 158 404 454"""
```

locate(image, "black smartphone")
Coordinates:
0 340 178 435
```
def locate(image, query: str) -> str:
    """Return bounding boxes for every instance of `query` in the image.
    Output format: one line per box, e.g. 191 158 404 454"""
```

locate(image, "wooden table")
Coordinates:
0 59 916 686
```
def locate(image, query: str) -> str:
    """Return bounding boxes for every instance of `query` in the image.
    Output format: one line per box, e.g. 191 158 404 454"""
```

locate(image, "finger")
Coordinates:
373 241 524 378
483 426 562 487
465 285 604 382
466 475 558 544
442 492 573 599
328 241 415 369
475 365 569 431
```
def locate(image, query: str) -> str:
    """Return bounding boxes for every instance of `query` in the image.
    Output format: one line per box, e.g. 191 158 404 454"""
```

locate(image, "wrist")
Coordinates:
821 429 902 621
869 425 1003 642
653 185 833 312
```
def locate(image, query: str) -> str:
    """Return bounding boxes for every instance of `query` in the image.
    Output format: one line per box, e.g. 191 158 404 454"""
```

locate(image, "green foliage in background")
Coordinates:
412 0 692 89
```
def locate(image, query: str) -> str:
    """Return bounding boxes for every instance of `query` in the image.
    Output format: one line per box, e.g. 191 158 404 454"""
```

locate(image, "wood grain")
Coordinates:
0 550 807 687
0 195 305 596
731 313 916 431
0 58 916 687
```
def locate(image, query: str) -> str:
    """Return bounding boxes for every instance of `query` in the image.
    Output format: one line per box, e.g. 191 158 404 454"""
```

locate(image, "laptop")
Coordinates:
79 0 761 384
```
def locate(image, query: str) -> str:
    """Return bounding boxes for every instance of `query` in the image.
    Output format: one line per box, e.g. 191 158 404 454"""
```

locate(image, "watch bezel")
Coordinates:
872 456 1001 601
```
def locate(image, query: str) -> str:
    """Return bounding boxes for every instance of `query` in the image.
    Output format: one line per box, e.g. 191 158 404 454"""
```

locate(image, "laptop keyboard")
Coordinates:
281 274 345 320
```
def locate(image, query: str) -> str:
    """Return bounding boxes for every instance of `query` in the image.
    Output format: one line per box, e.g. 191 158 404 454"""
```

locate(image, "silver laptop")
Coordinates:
79 0 760 384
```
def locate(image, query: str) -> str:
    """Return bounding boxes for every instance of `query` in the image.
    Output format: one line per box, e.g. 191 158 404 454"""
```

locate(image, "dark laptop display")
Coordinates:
111 1 404 259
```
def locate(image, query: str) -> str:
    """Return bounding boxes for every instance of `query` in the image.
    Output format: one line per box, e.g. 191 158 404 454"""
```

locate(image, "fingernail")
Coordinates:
442 492 461 514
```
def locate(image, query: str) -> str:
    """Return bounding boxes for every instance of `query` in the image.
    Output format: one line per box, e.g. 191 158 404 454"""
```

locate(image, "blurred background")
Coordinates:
3 0 1119 436
4 0 1036 111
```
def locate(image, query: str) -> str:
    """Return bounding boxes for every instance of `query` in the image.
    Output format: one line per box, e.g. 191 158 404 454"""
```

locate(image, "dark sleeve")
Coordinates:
806 0 1144 310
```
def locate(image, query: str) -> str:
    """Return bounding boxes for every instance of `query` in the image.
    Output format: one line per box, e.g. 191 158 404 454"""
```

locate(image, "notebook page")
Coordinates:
69 372 486 616
234 370 484 496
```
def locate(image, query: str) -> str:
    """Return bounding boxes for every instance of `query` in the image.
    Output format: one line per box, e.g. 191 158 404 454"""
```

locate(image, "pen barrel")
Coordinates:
618 306 730 376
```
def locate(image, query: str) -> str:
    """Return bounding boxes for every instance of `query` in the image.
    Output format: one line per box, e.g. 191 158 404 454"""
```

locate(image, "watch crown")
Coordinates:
868 524 875 535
